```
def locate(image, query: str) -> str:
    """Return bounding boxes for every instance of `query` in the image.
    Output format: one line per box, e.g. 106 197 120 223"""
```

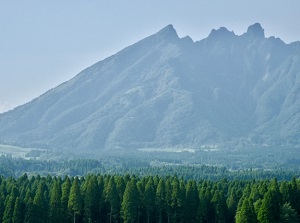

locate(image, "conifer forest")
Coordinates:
0 173 300 223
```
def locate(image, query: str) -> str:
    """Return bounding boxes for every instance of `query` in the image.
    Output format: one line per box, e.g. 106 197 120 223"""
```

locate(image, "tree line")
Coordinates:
0 173 300 223
1 155 299 181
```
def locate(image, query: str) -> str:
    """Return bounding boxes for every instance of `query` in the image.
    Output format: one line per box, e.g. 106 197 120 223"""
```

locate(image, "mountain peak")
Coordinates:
207 27 235 41
154 24 179 40
246 23 265 39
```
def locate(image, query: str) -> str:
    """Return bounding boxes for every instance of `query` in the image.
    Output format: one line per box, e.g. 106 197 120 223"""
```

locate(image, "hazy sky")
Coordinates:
1 0 300 113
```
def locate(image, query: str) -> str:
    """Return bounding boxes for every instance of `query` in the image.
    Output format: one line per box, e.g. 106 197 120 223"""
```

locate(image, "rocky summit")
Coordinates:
1 23 300 153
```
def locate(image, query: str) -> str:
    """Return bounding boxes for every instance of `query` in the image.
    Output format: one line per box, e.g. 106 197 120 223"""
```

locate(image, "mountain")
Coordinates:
1 23 300 153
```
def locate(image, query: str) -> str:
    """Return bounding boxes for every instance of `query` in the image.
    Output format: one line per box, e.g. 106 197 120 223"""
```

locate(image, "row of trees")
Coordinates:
0 174 300 223
1 155 299 181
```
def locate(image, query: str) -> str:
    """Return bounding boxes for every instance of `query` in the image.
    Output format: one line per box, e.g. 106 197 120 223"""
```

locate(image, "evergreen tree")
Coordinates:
198 186 213 223
23 189 32 205
171 177 185 223
144 177 155 223
61 176 71 222
116 176 126 203
153 175 160 189
227 188 240 223
237 184 251 211
165 178 172 223
97 175 105 223
2 194 15 223
68 177 83 223
121 178 139 223
105 176 120 223
235 198 257 223
280 181 292 204
0 195 5 222
83 175 101 223
155 178 166 223
12 197 23 223
33 181 48 223
185 180 199 223
24 198 35 223
257 188 280 223
211 190 227 223
280 202 298 223
250 184 261 201
290 177 300 216
49 179 62 223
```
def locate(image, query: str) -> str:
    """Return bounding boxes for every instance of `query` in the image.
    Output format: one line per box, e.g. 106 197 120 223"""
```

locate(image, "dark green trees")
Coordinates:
3 185 19 223
257 179 281 223
280 203 298 223
0 174 299 223
211 190 228 223
2 192 16 223
185 180 199 223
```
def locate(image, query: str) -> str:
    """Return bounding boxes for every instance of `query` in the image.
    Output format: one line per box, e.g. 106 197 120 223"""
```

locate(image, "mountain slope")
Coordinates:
1 23 300 152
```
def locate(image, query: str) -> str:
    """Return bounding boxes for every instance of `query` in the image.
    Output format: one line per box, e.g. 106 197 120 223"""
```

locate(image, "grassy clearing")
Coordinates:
0 144 37 158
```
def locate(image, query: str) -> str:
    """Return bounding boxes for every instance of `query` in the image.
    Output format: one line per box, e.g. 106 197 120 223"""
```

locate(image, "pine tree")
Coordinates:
280 181 292 204
97 175 105 223
185 180 199 223
24 197 36 223
211 190 227 223
61 176 71 222
257 188 280 223
68 177 83 223
49 179 62 223
235 198 257 223
227 188 240 223
0 195 6 222
290 177 300 216
116 176 126 203
83 175 100 223
144 177 155 223
105 176 120 223
165 178 172 223
171 177 185 223
2 194 15 223
33 181 48 223
199 184 215 223
12 197 23 223
155 178 166 223
280 202 298 223
121 178 139 223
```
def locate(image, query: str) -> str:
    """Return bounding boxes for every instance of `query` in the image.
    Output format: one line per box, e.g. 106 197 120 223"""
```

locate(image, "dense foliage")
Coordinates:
0 154 299 181
0 174 300 223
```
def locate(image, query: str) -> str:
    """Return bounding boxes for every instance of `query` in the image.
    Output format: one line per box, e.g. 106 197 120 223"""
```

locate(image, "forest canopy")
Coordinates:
0 173 299 223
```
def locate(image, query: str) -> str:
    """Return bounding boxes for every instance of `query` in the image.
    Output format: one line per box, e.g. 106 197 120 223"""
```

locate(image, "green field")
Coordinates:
0 144 44 158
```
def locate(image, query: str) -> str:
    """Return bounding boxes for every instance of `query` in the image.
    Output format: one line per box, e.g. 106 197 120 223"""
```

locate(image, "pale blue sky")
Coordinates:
1 0 300 112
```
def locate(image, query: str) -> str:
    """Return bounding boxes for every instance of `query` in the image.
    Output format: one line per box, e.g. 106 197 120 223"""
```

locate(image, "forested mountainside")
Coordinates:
0 23 300 153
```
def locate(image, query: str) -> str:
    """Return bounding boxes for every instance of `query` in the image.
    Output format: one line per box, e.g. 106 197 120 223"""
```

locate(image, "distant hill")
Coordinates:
1 23 300 153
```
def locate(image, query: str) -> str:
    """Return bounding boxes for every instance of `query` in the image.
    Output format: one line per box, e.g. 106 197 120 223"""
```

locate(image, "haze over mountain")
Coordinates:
1 23 300 153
